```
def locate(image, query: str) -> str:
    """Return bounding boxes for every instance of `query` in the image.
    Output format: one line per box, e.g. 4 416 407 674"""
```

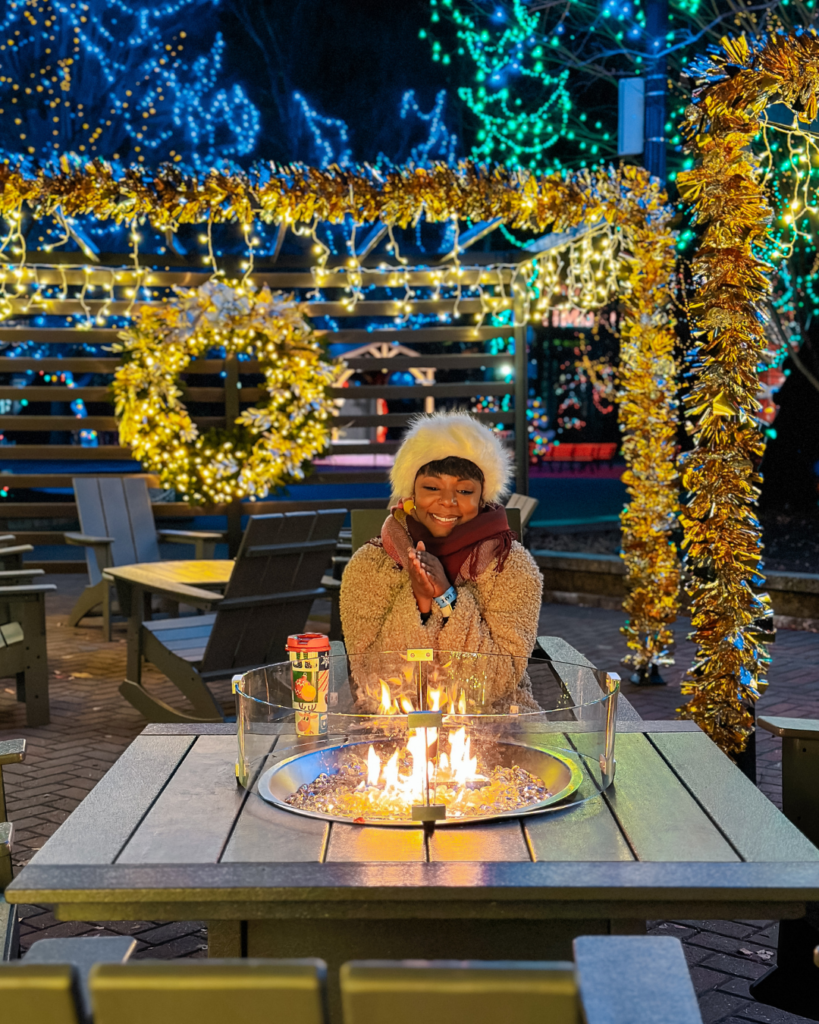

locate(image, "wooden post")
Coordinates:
225 353 243 557
513 285 529 496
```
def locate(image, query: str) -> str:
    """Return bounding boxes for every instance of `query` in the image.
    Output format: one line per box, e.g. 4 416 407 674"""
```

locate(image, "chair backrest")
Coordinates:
341 960 579 1024
90 959 327 1024
505 494 539 529
200 509 346 678
0 963 83 1024
350 507 522 553
73 476 160 584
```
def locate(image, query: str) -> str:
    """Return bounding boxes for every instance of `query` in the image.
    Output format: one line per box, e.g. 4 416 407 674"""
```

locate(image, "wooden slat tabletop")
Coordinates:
104 560 233 589
7 722 819 928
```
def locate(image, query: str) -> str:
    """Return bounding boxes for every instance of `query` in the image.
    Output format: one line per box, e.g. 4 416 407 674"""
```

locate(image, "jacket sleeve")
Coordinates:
424 544 544 706
340 544 438 655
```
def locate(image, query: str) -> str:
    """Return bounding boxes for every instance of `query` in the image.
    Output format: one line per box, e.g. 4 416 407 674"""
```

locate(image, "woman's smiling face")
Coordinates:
412 471 482 537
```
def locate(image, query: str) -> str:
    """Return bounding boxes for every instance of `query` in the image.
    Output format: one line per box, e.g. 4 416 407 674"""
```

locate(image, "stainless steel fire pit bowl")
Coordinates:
235 645 619 828
257 737 585 827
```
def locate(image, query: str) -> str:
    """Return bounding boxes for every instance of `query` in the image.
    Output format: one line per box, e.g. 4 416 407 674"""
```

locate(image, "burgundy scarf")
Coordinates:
374 504 515 583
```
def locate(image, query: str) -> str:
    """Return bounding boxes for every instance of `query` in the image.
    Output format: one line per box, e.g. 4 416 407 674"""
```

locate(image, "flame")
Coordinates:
382 749 400 791
367 744 381 786
448 727 479 786
458 690 467 715
379 680 393 715
428 687 442 711
400 696 414 714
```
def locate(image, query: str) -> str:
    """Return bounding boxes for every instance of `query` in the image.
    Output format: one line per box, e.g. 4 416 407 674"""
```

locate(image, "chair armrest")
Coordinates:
64 532 115 547
0 739 25 766
759 715 819 740
0 584 57 595
0 535 16 545
158 529 226 559
574 936 702 1024
321 574 341 591
0 569 44 582
158 529 226 542
0 544 33 557
123 577 224 611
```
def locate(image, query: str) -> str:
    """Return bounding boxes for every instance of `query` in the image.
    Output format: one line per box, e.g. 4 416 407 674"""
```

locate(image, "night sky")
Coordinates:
219 0 459 165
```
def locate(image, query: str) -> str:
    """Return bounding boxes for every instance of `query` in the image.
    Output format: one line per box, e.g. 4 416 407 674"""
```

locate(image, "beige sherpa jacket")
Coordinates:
340 536 543 712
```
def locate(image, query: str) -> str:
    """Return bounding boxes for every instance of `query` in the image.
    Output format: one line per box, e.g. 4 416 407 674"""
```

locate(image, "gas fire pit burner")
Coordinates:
258 736 584 827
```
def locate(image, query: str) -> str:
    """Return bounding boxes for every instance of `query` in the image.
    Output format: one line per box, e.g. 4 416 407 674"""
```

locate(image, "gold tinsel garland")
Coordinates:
672 31 819 751
0 158 680 669
113 279 341 505
615 183 681 677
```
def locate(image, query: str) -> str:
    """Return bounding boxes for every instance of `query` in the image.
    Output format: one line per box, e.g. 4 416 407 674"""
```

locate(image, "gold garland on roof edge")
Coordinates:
672 31 817 752
112 279 341 505
11 158 679 673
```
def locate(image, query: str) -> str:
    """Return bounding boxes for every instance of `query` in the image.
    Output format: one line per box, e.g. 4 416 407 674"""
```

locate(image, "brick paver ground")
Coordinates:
0 577 816 1020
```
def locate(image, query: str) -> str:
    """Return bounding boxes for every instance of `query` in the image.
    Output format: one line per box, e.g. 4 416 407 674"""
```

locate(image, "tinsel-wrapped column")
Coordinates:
610 168 681 680
673 33 810 753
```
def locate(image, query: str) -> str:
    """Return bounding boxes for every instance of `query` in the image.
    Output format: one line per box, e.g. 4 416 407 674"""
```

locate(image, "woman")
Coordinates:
340 411 543 711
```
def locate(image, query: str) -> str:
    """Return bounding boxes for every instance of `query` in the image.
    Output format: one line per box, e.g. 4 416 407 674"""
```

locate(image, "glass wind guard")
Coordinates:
234 649 619 827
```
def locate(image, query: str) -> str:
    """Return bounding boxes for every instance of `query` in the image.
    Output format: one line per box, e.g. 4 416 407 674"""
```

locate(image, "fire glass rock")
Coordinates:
284 736 551 823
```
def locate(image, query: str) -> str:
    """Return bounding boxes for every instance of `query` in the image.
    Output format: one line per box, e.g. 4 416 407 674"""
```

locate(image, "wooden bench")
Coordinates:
0 939 702 1024
66 476 225 640
0 957 327 1024
343 937 702 1024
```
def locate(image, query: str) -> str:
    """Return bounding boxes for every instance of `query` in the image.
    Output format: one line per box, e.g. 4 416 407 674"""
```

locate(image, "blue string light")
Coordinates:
0 0 260 170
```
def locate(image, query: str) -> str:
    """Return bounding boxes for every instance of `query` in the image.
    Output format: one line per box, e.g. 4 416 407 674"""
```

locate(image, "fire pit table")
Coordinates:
7 638 819 1023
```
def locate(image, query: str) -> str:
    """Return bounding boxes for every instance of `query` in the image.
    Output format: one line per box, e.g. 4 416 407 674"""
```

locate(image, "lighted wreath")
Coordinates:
113 280 341 505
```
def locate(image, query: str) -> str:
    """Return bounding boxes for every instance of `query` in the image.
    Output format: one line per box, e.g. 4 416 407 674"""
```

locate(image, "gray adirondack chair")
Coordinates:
117 509 346 723
0 569 55 727
0 738 24 961
66 476 224 641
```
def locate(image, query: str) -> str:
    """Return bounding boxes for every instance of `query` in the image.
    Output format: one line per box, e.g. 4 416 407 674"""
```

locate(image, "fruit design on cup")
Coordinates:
286 633 330 737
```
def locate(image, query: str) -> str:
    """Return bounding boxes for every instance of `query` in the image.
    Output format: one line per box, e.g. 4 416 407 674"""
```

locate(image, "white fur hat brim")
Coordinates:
390 411 514 505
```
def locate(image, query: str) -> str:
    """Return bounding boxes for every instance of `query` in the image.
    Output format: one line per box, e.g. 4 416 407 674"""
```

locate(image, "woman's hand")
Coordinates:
407 542 450 616
414 542 450 598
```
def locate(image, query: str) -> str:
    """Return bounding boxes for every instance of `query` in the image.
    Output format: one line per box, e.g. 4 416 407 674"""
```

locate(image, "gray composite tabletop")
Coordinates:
8 720 819 932
8 719 819 1020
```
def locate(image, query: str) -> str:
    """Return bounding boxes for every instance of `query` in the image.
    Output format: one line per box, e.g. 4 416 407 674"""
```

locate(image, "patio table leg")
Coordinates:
208 920 244 958
115 580 144 686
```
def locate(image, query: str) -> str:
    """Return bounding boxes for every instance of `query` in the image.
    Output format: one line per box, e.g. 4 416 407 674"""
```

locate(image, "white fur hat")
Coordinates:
390 411 514 505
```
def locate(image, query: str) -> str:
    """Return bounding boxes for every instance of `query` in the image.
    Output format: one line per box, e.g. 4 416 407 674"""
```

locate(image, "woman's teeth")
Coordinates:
431 514 458 522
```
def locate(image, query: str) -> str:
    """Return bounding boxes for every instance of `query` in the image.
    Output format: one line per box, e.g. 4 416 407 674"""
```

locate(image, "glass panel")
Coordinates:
235 649 618 828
